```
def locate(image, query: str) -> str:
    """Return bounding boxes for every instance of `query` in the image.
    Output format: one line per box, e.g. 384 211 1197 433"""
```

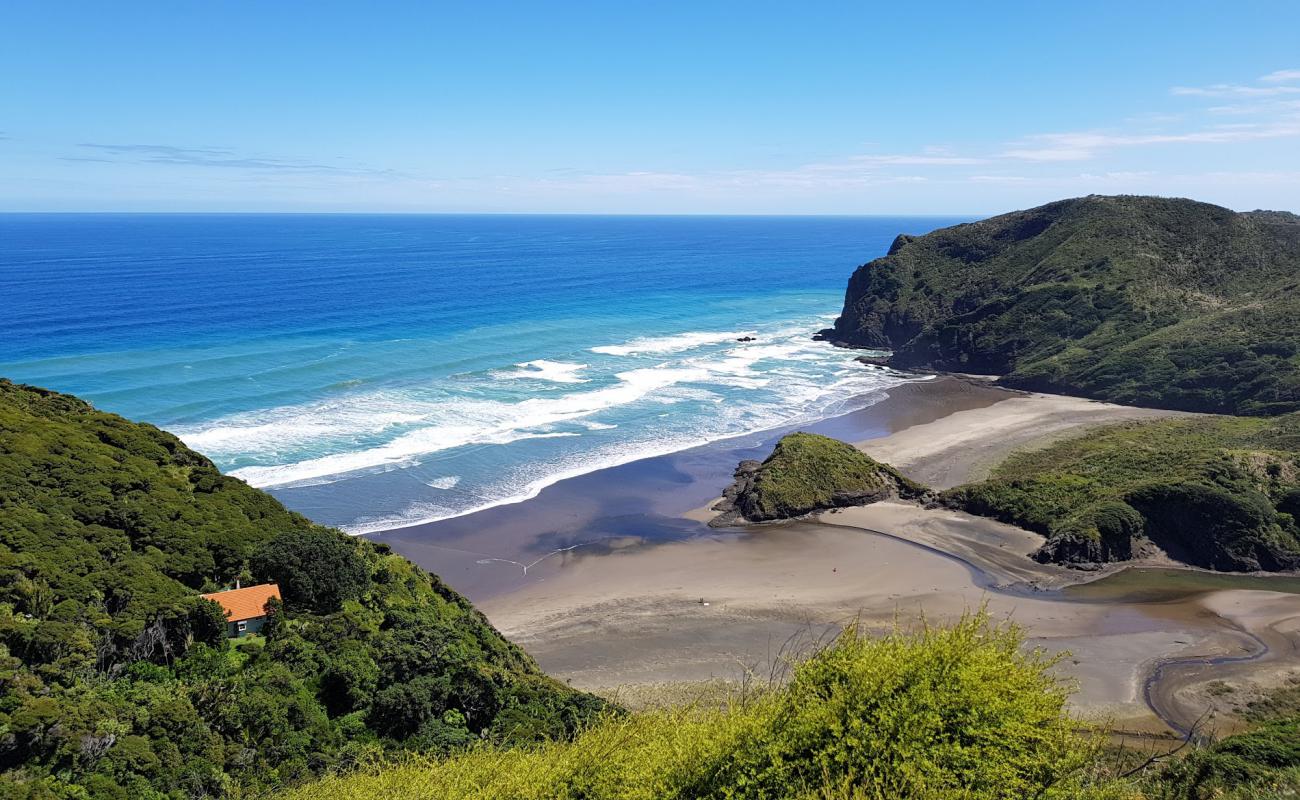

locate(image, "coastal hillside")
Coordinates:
821 195 1300 415
709 432 924 525
0 379 602 798
943 413 1300 571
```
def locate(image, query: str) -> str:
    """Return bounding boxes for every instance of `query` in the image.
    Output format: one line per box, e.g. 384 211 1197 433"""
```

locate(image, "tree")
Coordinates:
249 530 369 614
188 598 229 649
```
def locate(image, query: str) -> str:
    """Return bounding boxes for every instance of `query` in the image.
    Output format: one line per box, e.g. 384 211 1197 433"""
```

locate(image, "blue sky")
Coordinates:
3 1 1299 214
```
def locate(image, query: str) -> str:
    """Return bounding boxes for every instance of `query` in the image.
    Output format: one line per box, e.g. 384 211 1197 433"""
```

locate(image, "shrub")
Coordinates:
1153 717 1300 799
251 529 370 613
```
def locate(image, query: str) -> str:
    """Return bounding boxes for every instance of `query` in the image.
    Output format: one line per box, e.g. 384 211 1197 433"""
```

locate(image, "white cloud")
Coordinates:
1260 69 1300 83
1172 84 1300 98
847 154 986 166
1207 100 1300 115
1002 120 1300 162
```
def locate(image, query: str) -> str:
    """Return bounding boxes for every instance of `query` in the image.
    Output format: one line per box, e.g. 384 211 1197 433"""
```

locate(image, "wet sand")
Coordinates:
482 505 1300 734
376 375 1300 735
375 376 1010 599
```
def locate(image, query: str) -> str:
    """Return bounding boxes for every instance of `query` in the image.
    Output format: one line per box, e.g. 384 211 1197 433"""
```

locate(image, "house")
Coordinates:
200 583 281 638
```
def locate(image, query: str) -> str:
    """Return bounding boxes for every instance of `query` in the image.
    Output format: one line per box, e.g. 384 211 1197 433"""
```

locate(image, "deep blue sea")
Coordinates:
1 214 962 532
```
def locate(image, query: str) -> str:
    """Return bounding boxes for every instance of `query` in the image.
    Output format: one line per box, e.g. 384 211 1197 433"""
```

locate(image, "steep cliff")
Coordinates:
823 195 1300 415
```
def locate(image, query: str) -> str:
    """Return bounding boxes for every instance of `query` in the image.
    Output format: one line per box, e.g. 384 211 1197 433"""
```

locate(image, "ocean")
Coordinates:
1 213 962 533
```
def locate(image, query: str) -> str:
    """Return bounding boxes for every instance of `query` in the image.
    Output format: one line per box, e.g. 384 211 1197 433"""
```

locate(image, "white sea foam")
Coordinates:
341 381 913 535
214 365 717 488
180 404 424 453
492 359 589 384
590 330 753 356
230 430 581 488
186 316 922 515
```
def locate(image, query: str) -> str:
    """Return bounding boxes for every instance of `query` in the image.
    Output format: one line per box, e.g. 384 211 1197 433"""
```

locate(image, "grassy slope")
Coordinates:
735 432 924 521
941 414 1300 570
0 380 602 798
827 195 1300 416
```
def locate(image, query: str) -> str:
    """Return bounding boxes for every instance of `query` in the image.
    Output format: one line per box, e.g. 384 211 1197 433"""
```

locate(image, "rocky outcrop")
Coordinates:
709 432 925 526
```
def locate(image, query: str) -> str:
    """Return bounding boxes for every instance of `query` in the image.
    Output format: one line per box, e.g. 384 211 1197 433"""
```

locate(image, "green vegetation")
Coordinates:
0 380 603 798
250 529 370 614
941 414 1300 570
1146 718 1300 799
271 614 1300 800
713 432 924 523
278 613 1101 800
824 195 1300 415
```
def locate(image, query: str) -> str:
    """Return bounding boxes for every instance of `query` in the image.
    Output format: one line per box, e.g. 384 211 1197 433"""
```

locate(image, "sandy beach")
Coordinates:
467 378 1300 736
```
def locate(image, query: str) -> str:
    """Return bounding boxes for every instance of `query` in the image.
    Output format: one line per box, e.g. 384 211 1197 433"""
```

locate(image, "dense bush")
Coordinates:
252 528 370 613
279 613 1098 800
0 379 603 797
1125 482 1289 570
826 195 1300 416
942 415 1300 570
1035 500 1144 563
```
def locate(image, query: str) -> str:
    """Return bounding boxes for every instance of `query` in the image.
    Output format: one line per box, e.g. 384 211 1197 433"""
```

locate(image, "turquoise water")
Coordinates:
1 213 961 531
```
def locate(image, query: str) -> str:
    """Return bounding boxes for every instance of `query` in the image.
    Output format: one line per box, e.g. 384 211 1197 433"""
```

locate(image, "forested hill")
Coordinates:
0 379 603 798
822 195 1300 415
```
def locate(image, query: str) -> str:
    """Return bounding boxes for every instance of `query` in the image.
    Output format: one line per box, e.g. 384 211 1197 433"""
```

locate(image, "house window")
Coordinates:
237 621 247 633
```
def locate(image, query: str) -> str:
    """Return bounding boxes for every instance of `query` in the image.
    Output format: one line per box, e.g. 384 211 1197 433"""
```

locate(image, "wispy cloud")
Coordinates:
969 175 1029 183
1003 121 1300 162
75 143 396 176
1261 69 1300 84
1207 99 1300 115
1172 69 1300 98
1172 83 1300 98
846 154 986 166
44 66 1300 208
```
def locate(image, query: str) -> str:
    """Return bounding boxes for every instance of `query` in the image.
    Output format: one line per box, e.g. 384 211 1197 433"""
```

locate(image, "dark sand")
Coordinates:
372 376 1300 735
374 376 1009 600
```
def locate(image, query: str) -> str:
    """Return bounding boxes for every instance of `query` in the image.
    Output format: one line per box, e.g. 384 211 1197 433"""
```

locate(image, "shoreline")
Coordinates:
373 375 1012 599
430 376 1300 734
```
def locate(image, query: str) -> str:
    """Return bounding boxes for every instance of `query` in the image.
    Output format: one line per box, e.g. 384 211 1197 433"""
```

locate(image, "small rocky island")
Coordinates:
710 432 925 526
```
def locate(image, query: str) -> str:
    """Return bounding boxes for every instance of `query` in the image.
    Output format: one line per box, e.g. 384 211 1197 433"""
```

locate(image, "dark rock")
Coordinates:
854 354 893 368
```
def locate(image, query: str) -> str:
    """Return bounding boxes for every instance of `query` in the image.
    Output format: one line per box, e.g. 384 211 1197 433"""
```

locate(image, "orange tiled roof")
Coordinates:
200 583 281 622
